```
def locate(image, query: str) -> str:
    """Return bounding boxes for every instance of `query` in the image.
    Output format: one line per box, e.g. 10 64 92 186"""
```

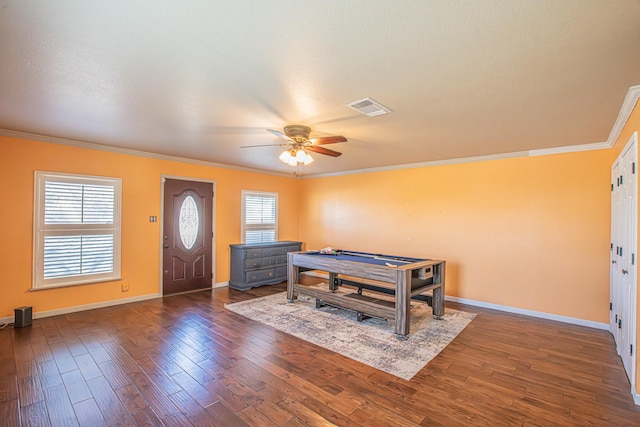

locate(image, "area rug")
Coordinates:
225 290 475 380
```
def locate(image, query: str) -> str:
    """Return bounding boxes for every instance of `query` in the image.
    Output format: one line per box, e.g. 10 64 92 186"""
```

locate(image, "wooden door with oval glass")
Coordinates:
163 178 213 295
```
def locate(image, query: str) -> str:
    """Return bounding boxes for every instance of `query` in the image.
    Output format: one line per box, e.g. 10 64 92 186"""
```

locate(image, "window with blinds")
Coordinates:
33 172 122 289
241 191 278 244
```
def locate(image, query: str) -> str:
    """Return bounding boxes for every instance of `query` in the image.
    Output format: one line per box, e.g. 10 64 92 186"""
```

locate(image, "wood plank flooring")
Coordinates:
1 282 640 426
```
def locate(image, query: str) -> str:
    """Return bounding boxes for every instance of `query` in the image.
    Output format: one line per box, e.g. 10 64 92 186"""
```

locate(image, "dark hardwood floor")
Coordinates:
1 281 639 426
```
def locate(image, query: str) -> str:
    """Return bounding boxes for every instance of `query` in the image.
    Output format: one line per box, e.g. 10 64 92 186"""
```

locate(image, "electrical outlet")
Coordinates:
121 283 129 292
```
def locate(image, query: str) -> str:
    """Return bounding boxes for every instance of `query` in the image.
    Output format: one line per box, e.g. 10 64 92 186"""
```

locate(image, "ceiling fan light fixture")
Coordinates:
303 153 314 165
262 125 345 168
295 149 307 162
279 150 291 163
280 148 314 166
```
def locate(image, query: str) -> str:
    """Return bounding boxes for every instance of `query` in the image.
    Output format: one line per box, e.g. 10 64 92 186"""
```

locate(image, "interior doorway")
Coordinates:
610 131 637 388
162 178 214 295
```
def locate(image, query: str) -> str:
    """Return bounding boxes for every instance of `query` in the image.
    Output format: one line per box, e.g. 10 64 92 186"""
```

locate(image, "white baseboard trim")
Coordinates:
445 296 609 330
301 271 608 330
633 388 640 405
0 293 162 325
2 278 608 332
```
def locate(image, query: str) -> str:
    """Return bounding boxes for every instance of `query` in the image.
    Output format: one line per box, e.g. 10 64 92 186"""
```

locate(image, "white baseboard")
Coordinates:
633 388 640 405
0 279 608 332
301 271 608 330
0 293 161 325
0 283 228 325
445 296 609 330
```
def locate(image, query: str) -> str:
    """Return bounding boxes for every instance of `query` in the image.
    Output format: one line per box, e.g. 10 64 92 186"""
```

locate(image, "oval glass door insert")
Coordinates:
179 195 199 249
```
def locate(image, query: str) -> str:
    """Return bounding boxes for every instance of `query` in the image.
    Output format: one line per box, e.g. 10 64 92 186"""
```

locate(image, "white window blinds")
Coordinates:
34 172 122 289
241 191 278 244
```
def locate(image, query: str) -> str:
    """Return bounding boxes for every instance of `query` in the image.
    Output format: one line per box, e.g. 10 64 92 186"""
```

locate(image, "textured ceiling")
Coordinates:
1 1 639 176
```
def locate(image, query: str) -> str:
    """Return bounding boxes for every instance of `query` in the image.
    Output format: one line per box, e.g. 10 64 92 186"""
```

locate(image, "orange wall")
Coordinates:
0 135 300 318
0 129 626 325
299 150 612 323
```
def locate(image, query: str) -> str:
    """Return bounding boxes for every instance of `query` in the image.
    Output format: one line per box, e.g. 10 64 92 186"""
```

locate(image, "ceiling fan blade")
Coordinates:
267 129 292 141
308 145 342 157
240 143 287 148
309 135 347 145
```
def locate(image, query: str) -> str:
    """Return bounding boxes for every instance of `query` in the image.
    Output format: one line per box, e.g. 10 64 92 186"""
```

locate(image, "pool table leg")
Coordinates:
432 261 446 319
394 269 412 338
287 255 299 302
328 272 337 292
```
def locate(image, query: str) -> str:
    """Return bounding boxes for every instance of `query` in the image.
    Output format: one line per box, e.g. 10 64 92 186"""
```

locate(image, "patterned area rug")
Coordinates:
225 290 475 380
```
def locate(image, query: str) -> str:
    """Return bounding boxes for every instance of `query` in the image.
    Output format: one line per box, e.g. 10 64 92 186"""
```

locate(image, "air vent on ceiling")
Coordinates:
346 97 391 117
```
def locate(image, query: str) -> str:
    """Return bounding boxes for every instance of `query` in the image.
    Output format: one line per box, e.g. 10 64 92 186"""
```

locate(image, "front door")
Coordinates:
163 178 213 295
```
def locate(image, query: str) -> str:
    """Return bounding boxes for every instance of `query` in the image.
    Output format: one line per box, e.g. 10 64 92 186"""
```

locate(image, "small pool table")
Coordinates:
287 250 446 338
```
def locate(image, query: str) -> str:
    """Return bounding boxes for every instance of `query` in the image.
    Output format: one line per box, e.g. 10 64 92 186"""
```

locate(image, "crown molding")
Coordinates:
303 141 610 179
302 151 527 178
0 129 293 178
4 85 638 180
528 141 611 157
607 85 640 147
303 85 639 179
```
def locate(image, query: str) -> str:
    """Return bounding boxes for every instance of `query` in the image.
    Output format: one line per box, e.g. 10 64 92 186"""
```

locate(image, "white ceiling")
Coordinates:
1 1 639 176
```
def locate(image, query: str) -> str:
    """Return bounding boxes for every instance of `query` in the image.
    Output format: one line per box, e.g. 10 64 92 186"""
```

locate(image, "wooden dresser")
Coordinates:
229 241 302 290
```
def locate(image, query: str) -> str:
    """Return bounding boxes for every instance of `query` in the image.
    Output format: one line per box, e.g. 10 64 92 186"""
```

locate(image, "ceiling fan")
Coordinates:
241 125 347 166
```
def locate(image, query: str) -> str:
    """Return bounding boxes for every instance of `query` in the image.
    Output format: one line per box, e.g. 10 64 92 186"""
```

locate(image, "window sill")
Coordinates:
30 277 123 291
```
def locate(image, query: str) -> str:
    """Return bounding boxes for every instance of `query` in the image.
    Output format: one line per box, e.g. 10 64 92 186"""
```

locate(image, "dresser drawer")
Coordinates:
244 255 286 269
246 268 276 284
262 244 301 257
263 247 285 256
244 258 262 269
245 249 263 259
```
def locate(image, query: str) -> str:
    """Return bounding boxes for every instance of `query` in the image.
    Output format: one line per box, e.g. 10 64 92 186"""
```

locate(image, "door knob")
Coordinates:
622 269 629 275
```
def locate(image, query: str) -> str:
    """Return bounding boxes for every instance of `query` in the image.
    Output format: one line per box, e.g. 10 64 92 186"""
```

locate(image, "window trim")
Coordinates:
33 171 122 290
241 190 278 244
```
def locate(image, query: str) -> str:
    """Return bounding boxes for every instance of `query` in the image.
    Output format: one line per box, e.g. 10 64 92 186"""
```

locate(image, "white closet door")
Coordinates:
610 132 637 384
